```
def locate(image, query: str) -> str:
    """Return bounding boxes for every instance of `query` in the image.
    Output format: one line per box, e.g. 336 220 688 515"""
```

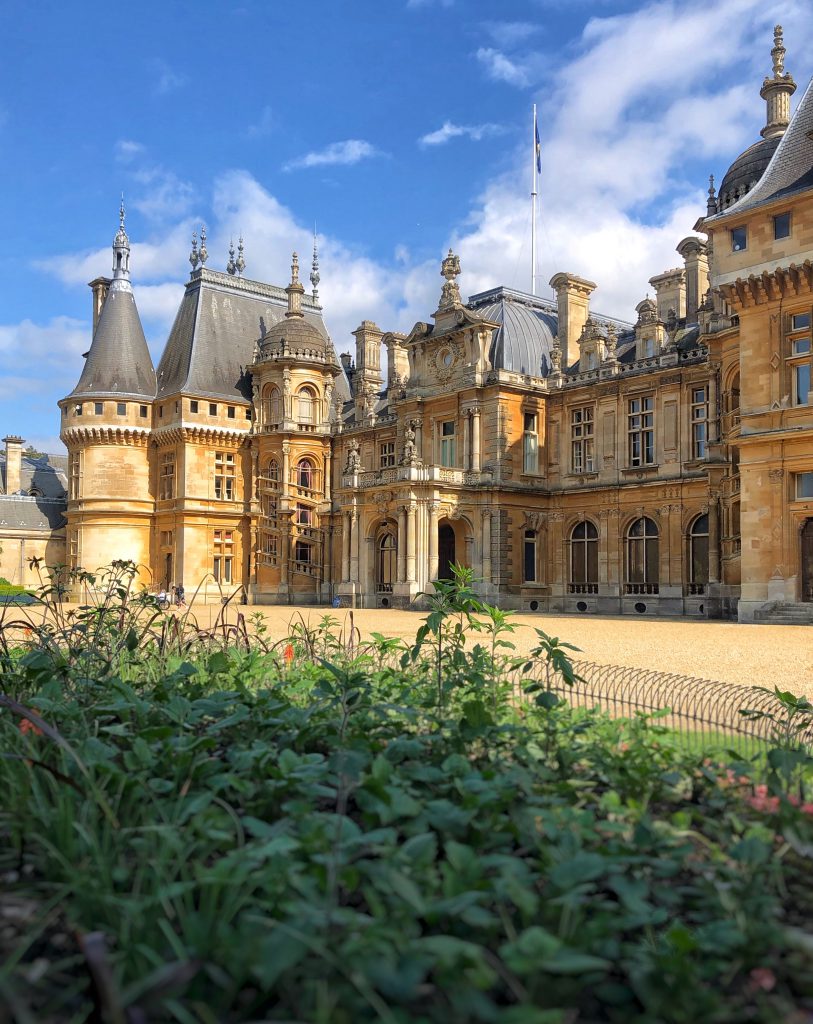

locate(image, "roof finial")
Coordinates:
199 225 208 266
438 248 462 311
235 236 246 277
285 251 305 318
761 24 796 139
189 230 199 271
112 196 131 280
310 227 320 304
227 238 236 275
706 174 718 216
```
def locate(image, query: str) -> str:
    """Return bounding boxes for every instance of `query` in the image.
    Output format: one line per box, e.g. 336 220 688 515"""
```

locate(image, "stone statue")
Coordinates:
345 438 362 473
400 422 417 465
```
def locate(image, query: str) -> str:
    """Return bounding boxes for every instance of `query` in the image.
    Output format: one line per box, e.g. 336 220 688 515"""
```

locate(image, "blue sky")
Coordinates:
1 0 811 452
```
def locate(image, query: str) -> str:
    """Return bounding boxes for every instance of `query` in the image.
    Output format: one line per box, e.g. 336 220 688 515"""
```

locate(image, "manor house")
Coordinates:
36 27 813 622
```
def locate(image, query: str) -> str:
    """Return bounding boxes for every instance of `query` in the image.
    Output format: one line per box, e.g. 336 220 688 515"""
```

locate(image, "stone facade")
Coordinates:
46 28 813 622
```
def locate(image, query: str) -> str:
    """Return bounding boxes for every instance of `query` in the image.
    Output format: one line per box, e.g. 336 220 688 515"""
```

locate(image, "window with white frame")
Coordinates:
571 406 594 474
691 385 708 459
380 441 396 468
628 395 655 467
440 420 456 467
213 530 233 583
523 412 539 473
788 311 811 406
796 472 813 499
159 452 175 500
214 451 235 500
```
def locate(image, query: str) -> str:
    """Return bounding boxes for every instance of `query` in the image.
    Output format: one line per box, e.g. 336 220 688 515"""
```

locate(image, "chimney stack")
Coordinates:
549 273 597 370
2 435 24 495
88 277 112 335
648 268 686 322
384 332 409 388
676 237 709 322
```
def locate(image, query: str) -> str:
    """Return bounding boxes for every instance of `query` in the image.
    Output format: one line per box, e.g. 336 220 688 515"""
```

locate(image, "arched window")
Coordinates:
377 532 397 593
626 517 659 594
298 386 317 423
296 458 314 489
266 458 280 483
570 520 598 594
688 514 709 594
263 385 282 426
730 372 740 413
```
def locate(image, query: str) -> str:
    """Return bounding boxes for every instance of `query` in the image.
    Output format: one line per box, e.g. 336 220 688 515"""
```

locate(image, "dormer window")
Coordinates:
731 226 747 252
643 337 656 359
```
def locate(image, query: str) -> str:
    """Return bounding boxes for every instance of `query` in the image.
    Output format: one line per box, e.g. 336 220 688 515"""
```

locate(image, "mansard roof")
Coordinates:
155 268 350 403
467 287 558 376
0 495 66 531
711 76 813 219
68 279 157 401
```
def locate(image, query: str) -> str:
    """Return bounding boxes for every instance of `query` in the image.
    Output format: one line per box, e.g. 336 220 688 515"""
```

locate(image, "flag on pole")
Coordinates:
534 112 541 174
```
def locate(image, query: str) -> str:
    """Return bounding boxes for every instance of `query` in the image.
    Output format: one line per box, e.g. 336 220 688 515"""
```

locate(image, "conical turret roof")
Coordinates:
67 205 157 401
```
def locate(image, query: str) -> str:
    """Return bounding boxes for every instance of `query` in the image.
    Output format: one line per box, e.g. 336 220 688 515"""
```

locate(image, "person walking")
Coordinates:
175 583 186 608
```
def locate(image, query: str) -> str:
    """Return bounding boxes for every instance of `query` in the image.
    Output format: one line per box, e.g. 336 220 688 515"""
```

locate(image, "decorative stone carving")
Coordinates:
438 249 462 311
400 421 418 465
344 438 362 473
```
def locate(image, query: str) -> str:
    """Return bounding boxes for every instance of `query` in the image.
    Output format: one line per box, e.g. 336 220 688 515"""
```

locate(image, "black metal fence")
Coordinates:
541 660 813 758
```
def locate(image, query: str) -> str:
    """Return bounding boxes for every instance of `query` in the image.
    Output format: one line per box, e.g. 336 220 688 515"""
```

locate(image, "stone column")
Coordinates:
481 510 492 586
350 510 359 583
708 371 719 445
708 496 720 584
323 450 332 502
463 414 471 471
428 503 439 581
397 506 407 582
282 442 290 499
407 504 417 583
341 511 351 582
280 518 289 591
430 419 437 466
414 420 423 462
471 409 481 472
598 510 610 586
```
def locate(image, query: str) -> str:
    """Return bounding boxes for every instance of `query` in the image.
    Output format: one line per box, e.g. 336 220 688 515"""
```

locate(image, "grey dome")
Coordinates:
718 136 781 210
468 287 557 376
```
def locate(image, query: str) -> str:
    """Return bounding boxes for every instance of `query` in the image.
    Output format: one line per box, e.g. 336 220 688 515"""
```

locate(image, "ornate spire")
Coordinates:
199 225 208 266
706 174 718 217
235 236 246 277
438 248 462 311
226 239 236 275
189 231 199 271
285 251 305 318
112 196 131 280
760 25 796 140
310 230 320 304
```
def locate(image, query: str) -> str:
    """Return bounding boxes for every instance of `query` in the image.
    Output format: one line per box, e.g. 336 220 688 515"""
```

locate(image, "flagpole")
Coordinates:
531 103 537 296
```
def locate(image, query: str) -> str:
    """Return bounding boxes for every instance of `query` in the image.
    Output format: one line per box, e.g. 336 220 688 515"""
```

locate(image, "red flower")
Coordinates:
19 718 44 738
283 643 295 664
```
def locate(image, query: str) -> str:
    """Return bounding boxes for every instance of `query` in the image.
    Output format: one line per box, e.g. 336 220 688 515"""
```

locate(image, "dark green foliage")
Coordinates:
1 563 812 1022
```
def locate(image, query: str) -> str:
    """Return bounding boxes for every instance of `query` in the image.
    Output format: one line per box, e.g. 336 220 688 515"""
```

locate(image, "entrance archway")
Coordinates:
376 531 397 593
802 519 813 602
438 524 456 580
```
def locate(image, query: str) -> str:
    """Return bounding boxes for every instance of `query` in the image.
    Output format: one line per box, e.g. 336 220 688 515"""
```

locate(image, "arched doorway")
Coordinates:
802 520 813 602
376 531 397 593
438 524 456 580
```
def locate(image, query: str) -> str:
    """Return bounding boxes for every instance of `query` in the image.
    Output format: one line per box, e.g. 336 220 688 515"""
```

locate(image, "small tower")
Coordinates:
59 202 156 592
760 25 796 140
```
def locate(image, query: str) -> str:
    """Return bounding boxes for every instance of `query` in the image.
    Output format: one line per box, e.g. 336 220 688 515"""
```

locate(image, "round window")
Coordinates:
441 349 453 368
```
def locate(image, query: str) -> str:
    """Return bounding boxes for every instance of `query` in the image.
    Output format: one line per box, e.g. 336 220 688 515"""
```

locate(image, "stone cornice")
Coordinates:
61 426 151 447
151 425 249 448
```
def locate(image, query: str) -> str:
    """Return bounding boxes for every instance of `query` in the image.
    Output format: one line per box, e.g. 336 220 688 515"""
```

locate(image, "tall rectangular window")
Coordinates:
523 530 537 583
440 420 456 467
214 451 235 500
628 395 655 467
523 412 539 473
159 452 175 500
691 385 708 459
380 441 396 468
69 453 81 500
788 311 812 406
571 406 594 473
213 530 233 583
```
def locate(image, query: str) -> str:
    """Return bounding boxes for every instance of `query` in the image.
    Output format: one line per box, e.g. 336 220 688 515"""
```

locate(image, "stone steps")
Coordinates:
753 602 813 625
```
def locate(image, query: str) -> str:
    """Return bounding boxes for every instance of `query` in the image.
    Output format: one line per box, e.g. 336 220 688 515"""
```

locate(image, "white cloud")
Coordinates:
283 140 382 171
151 59 187 96
246 105 274 138
419 121 506 146
482 21 541 48
475 47 534 88
115 139 146 163
0 317 89 408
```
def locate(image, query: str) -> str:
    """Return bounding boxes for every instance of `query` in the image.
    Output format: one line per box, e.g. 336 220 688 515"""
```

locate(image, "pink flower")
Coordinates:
748 967 776 992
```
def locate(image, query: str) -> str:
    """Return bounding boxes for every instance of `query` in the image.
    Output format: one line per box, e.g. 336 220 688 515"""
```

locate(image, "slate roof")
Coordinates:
467 286 632 378
711 75 813 219
68 278 157 400
0 453 68 499
0 496 66 532
156 269 351 403
717 136 781 211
